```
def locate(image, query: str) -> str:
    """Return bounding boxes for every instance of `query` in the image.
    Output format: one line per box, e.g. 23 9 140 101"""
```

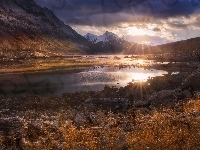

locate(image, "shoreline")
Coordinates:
1 55 199 75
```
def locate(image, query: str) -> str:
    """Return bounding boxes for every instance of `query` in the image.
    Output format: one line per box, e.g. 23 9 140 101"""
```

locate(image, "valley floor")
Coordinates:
0 55 200 149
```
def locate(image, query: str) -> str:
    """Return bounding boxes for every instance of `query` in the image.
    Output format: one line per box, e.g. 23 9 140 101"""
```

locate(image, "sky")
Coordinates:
34 0 200 45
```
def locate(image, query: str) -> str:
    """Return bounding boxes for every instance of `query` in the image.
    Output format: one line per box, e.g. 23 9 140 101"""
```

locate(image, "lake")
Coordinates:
0 55 170 97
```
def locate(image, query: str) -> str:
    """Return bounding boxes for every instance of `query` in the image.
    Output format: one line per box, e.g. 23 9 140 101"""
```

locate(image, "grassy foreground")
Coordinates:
0 98 199 150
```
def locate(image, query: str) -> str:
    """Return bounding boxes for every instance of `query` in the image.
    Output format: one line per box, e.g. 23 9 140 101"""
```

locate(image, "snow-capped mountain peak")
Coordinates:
84 31 123 44
84 33 98 43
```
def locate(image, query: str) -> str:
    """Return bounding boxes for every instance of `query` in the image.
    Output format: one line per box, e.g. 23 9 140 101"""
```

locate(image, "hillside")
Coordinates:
150 37 200 53
144 37 200 61
0 0 91 61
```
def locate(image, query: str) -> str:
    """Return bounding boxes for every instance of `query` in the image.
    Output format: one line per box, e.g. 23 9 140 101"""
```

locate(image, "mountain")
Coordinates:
84 33 99 43
0 0 91 60
85 31 148 54
150 37 200 54
143 37 200 61
84 31 123 44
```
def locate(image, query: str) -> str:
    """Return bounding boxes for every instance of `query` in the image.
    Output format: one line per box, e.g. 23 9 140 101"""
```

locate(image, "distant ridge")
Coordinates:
150 37 200 54
143 37 200 61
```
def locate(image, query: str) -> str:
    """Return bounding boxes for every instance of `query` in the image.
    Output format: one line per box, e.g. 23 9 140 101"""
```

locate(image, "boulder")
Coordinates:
88 112 99 125
149 88 195 107
176 90 192 100
134 100 151 108
194 91 200 99
85 98 129 111
149 90 177 107
181 69 200 92
74 112 87 126
181 90 192 99
0 117 21 137
0 117 22 149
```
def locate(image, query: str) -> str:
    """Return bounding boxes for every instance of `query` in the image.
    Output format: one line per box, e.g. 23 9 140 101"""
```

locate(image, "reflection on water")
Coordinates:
1 55 174 97
81 67 168 87
132 73 149 82
0 66 168 97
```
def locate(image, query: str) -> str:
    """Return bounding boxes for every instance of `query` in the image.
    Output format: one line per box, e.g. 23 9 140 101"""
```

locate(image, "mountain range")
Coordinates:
84 32 123 44
84 31 148 54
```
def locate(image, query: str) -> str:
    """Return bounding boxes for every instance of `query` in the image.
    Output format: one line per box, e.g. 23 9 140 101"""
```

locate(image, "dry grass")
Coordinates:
0 57 104 74
0 135 3 147
0 99 200 150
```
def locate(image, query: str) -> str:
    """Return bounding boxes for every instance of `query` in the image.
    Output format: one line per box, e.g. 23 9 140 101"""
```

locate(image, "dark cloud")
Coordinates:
168 20 189 29
193 15 200 28
34 0 200 27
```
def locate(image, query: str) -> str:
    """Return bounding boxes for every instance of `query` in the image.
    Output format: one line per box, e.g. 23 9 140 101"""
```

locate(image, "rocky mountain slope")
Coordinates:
0 0 91 61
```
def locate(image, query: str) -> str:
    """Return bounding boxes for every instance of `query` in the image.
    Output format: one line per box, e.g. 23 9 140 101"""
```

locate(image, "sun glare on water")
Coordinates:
132 73 149 82
137 59 144 64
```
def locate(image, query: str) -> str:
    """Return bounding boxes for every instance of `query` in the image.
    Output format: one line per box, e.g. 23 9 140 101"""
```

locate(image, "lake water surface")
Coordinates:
0 56 172 97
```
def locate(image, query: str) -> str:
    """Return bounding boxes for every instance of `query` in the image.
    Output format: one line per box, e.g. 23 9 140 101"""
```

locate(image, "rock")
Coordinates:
26 123 45 142
149 88 194 107
0 117 22 149
116 141 130 150
134 100 151 108
149 90 177 107
0 117 21 137
196 116 200 121
65 119 73 127
181 70 200 92
182 90 192 98
88 112 99 125
77 145 87 150
137 108 151 115
175 89 193 100
85 98 129 111
74 112 86 126
194 91 200 99
190 111 200 117
121 122 134 132
105 117 117 129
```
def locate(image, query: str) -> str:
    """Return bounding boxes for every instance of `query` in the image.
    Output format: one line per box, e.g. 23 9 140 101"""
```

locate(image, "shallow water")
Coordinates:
0 55 174 97
0 67 168 97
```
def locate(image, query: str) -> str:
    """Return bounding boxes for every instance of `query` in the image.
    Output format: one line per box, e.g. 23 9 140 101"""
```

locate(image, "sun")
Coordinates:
128 27 146 36
132 73 148 82
127 26 155 37
137 59 144 64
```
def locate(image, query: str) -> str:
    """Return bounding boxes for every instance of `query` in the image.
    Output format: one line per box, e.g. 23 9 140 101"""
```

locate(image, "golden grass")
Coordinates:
0 135 3 147
0 57 105 74
0 99 200 149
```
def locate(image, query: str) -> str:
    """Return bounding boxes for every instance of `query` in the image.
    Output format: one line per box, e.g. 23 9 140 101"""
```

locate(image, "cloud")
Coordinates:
34 0 200 26
152 27 161 32
33 0 200 45
123 34 171 45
